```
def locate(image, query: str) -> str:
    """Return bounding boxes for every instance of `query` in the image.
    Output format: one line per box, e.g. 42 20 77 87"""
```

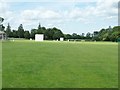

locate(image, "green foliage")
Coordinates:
86 32 91 39
12 30 18 38
37 23 43 34
6 23 12 37
0 17 4 31
38 23 41 30
52 27 64 40
3 22 120 42
24 31 30 39
0 24 5 31
45 28 54 40
64 34 72 39
64 33 82 40
93 26 120 42
72 33 78 39
18 24 24 38
30 29 37 39
0 17 4 22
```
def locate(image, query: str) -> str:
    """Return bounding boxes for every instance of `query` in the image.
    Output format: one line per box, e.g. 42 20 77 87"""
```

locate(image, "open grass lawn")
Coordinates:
0 41 2 89
2 40 118 88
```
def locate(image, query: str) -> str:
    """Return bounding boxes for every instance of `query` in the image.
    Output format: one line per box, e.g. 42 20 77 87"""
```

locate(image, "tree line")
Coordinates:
0 22 120 41
3 23 64 40
92 26 120 42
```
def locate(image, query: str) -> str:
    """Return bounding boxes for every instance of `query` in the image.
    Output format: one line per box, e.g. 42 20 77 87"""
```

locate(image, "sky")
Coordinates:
0 0 119 34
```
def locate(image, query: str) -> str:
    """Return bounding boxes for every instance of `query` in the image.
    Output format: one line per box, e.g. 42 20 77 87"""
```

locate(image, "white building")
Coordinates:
35 34 44 41
0 31 6 40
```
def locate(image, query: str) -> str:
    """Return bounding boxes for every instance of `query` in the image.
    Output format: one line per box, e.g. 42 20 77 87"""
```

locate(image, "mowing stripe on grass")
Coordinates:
2 41 118 88
0 41 2 89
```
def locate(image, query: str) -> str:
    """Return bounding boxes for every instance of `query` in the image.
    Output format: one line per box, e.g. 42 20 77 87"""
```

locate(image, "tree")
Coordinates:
64 34 72 39
86 32 91 39
81 33 85 39
12 30 18 38
46 28 54 40
92 26 120 42
6 23 12 37
98 29 106 40
0 24 5 31
0 17 5 31
30 29 37 39
38 23 41 30
82 33 85 36
109 26 120 41
52 27 64 40
37 23 43 34
18 24 24 38
92 31 99 41
72 33 78 39
93 31 99 37
0 17 4 23
41 27 46 34
24 31 30 39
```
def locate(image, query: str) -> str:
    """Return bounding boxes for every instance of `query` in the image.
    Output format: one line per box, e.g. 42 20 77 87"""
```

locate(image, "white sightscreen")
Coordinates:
60 37 64 41
35 34 44 41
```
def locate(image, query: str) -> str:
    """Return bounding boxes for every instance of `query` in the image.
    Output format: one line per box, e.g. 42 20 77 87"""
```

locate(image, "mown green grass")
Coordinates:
0 41 2 89
2 41 118 88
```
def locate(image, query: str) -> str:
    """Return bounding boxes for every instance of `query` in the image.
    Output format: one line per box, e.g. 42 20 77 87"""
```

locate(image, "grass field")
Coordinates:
0 41 2 89
2 40 118 88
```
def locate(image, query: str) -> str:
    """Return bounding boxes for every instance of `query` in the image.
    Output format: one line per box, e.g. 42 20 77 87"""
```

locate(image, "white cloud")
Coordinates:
68 8 82 18
106 16 117 19
15 8 62 30
42 10 61 19
65 0 118 24
95 0 118 16
21 8 61 21
0 0 118 32
3 0 94 2
0 1 9 17
0 1 14 25
15 0 119 29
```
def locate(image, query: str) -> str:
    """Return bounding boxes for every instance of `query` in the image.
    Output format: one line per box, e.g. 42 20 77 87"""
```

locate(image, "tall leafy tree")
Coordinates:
37 23 43 34
30 29 37 39
92 31 99 41
12 30 18 38
38 23 41 30
92 26 120 41
46 28 54 40
86 32 91 39
6 23 12 37
18 24 24 38
0 17 5 31
109 26 120 41
81 33 85 39
0 24 5 31
64 34 72 39
52 27 64 40
0 17 4 23
24 31 30 39
72 33 78 39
